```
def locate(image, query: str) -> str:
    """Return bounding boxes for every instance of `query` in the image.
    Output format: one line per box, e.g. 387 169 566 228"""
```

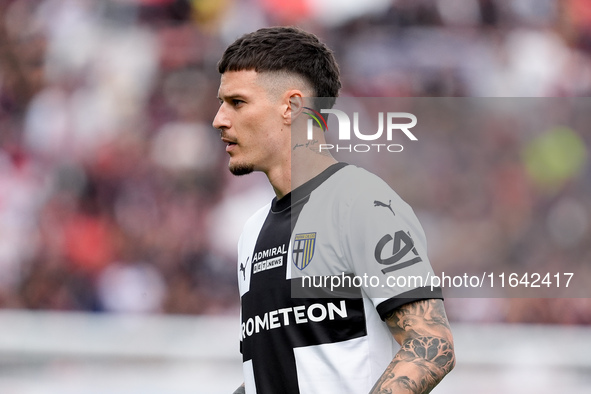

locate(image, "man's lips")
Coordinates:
221 137 238 152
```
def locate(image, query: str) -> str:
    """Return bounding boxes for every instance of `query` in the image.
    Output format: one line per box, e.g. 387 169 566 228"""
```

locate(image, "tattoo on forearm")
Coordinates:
399 336 454 371
370 299 455 394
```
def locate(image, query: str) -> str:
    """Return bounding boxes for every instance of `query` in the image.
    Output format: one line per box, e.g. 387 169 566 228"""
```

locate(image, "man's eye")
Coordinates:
233 99 244 106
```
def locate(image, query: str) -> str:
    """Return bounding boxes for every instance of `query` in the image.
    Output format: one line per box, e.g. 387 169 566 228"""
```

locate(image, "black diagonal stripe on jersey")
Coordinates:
241 290 366 394
241 162 366 394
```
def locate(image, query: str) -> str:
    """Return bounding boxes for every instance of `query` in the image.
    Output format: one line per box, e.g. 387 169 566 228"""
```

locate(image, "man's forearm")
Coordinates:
370 299 455 394
369 335 455 393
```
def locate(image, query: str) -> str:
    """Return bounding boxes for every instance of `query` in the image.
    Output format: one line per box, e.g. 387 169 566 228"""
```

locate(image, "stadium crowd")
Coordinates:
0 0 590 324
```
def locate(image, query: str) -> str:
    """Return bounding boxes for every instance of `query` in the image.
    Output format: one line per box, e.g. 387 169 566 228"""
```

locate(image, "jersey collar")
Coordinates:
271 162 349 213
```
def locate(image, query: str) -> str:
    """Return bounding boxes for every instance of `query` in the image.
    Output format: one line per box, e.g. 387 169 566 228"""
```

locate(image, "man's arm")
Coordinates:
370 299 455 394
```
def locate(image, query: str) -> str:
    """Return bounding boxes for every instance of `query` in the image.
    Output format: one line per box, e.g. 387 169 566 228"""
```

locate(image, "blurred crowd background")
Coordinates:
0 0 590 323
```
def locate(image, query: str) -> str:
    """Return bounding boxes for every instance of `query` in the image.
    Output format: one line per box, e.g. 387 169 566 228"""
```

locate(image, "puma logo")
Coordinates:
240 257 249 280
374 200 395 216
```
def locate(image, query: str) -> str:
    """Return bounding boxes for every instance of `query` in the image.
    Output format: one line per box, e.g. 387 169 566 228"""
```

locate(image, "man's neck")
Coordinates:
266 166 291 200
267 153 337 200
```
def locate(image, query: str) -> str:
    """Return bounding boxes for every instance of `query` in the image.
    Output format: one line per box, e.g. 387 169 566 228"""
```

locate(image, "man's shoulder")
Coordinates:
329 164 418 223
242 202 272 230
330 164 399 200
237 202 272 253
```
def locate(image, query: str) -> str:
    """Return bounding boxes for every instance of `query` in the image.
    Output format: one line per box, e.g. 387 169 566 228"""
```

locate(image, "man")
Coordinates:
213 26 455 394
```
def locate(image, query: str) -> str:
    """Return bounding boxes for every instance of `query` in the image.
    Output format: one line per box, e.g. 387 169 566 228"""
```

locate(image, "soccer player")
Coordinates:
213 26 455 394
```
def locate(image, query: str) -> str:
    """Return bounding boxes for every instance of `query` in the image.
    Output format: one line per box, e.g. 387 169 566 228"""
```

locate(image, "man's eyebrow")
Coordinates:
218 92 247 101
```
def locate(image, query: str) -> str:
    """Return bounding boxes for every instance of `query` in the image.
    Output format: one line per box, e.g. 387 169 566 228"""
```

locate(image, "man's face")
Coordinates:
213 70 288 176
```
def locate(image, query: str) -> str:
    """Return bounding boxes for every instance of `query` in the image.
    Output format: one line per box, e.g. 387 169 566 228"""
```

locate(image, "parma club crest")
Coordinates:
292 232 316 270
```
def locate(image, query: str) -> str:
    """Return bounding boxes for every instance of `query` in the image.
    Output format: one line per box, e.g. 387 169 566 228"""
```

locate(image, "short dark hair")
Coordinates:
218 27 341 105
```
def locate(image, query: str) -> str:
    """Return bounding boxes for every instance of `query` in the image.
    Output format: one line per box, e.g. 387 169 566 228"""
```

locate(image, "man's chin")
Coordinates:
229 163 254 176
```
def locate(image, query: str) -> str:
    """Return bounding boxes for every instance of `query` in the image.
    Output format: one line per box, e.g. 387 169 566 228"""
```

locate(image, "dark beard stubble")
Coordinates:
229 163 254 176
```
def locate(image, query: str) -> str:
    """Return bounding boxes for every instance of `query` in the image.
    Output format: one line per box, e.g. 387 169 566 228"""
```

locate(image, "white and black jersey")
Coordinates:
237 163 442 394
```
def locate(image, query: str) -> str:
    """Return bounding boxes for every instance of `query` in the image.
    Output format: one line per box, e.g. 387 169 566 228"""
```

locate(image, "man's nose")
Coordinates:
213 105 230 130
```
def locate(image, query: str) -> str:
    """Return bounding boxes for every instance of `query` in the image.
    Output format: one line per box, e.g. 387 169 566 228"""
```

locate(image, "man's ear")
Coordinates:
283 91 304 125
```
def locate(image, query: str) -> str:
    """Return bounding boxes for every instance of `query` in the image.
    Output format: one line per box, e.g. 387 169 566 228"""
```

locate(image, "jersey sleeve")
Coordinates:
341 170 442 320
